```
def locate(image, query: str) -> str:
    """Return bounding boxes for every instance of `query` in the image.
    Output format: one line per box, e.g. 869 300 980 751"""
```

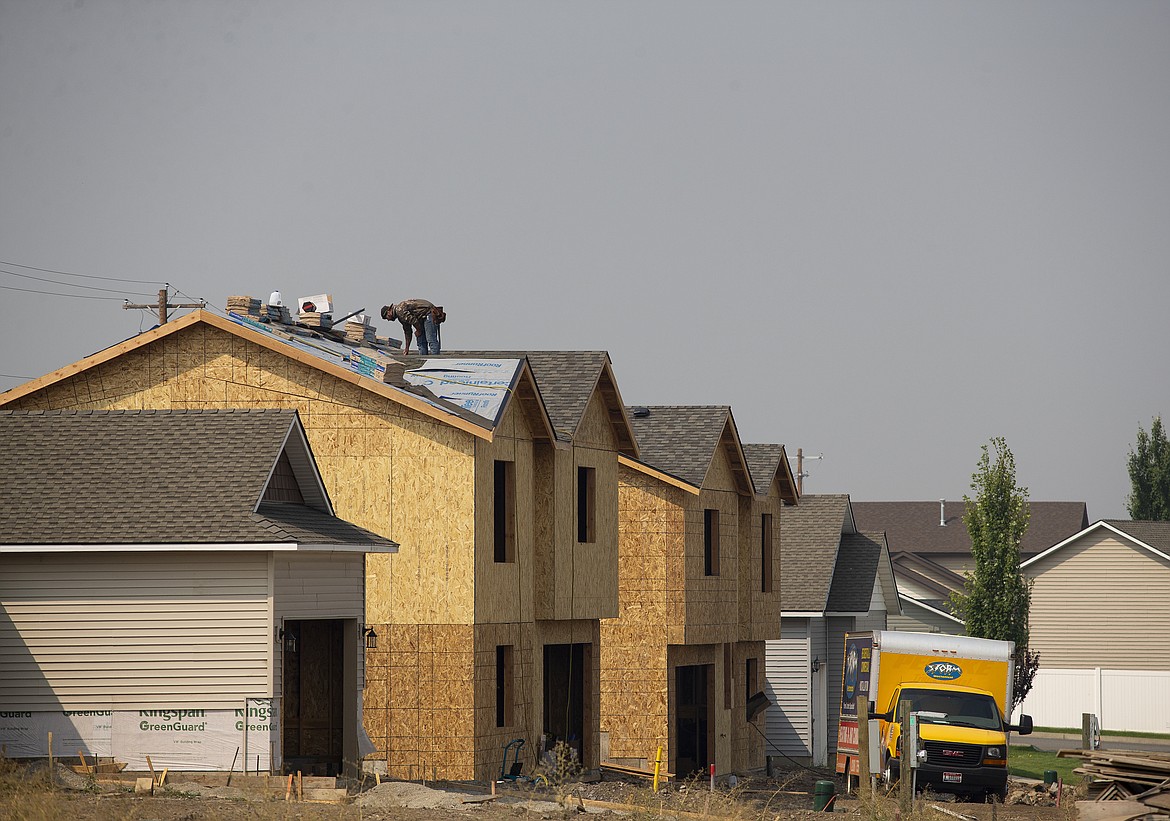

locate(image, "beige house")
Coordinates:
0 409 396 775
1022 520 1170 670
0 310 630 781
601 406 792 777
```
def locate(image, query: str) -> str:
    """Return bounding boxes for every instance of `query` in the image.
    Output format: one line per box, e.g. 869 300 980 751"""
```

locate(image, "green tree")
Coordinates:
950 437 1038 708
1127 416 1170 520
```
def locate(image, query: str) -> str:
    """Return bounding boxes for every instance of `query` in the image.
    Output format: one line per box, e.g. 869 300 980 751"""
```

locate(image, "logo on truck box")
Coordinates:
924 661 963 680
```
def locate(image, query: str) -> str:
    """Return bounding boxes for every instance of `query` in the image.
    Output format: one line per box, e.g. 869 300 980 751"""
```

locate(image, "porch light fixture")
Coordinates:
277 626 297 654
811 657 821 673
363 627 378 650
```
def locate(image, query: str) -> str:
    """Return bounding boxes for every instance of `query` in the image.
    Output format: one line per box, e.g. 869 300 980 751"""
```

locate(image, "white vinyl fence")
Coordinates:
1016 668 1170 734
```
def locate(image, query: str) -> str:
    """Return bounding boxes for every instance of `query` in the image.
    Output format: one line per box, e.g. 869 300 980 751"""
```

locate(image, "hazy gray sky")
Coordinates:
3 1 1168 520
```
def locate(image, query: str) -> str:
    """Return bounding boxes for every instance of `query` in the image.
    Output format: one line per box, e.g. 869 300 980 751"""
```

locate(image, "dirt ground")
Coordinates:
0 760 1080 821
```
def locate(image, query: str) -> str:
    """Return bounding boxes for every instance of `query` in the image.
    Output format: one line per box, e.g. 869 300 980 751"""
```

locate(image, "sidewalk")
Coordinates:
1023 730 1170 753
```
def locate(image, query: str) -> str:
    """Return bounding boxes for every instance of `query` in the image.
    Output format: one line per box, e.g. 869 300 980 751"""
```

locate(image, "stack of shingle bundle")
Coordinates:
298 310 332 329
263 303 293 324
226 296 262 317
344 318 377 345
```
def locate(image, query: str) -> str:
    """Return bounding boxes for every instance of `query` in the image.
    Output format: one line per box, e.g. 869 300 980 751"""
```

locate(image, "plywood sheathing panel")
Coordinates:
739 492 784 643
474 399 535 626
730 640 767 773
366 623 476 781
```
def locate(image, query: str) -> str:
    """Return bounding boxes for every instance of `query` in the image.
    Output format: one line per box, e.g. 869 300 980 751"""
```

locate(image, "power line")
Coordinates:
0 283 130 300
0 373 33 380
0 259 168 285
0 267 156 297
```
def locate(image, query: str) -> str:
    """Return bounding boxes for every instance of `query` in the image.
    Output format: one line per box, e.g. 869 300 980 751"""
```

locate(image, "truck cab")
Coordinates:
879 684 1033 801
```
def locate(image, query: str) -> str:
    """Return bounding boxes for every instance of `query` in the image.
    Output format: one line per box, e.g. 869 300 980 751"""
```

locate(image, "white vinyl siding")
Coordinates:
765 621 811 756
1027 531 1170 669
0 552 270 710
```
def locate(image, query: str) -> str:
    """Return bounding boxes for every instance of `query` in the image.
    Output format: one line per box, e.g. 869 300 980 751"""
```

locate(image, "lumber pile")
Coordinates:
344 317 376 345
298 310 332 329
1060 748 1170 809
226 295 262 317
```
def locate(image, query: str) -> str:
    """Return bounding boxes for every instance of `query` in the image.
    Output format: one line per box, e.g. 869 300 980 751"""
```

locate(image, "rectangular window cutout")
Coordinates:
577 465 596 543
496 644 514 727
704 508 720 576
761 513 774 593
494 460 516 563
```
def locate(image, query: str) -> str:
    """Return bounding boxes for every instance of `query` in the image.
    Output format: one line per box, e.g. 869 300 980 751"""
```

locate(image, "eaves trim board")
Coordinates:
617 454 701 495
0 310 498 441
899 593 964 624
1021 519 1170 567
593 361 639 459
0 542 398 554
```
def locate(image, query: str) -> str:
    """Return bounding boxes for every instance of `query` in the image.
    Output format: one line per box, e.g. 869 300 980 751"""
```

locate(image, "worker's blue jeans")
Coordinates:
417 315 441 355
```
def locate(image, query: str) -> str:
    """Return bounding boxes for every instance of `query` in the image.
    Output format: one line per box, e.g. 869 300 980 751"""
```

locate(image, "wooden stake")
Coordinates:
285 773 293 802
297 770 303 802
146 754 156 786
77 750 89 775
46 732 54 788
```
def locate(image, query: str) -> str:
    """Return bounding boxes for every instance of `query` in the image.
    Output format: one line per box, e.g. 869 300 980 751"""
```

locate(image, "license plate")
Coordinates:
942 772 962 783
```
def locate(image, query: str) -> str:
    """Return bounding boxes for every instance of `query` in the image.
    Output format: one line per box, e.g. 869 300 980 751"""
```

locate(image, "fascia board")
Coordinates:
617 454 701 495
899 593 965 624
0 542 397 554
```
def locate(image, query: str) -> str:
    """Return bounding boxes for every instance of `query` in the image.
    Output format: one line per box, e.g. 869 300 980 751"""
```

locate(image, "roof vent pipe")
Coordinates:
939 499 946 527
632 406 650 418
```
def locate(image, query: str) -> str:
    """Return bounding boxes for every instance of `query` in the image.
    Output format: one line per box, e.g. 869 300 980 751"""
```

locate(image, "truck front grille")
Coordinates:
922 741 983 768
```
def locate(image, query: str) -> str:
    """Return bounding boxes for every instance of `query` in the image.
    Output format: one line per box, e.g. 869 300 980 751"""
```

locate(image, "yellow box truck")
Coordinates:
836 630 1033 801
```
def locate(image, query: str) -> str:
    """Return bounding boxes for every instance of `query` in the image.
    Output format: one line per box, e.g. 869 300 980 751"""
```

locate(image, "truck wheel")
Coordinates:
883 755 899 788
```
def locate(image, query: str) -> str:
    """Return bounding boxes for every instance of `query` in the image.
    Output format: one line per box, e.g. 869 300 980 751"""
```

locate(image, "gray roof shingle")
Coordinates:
625 406 731 488
1100 520 1170 556
826 531 886 613
780 493 851 612
0 409 393 548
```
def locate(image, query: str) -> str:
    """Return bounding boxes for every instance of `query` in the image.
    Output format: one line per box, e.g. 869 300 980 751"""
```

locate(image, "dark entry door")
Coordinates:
675 664 712 777
543 643 587 768
282 619 344 775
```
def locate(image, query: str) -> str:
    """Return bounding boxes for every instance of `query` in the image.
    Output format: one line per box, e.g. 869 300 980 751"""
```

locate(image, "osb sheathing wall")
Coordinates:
730 640 767 773
531 392 621 624
600 466 685 763
739 488 784 643
684 442 743 647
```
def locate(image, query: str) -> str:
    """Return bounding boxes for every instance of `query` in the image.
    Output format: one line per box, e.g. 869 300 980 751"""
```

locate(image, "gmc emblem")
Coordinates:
942 750 964 757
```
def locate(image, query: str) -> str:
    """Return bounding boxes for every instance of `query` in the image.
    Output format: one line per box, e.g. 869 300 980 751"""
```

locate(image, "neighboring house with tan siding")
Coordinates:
765 494 898 766
851 500 1088 634
603 406 785 777
0 309 628 781
0 409 395 775
1016 520 1170 733
1022 520 1170 670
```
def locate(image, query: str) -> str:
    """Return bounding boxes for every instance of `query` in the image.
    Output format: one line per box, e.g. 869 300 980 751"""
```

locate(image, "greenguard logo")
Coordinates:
924 661 962 680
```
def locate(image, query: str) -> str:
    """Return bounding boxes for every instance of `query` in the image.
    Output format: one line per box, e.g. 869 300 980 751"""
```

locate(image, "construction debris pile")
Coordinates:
1060 747 1170 809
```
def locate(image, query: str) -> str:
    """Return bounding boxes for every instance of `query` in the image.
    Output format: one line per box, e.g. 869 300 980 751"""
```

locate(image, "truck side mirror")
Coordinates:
1010 714 1034 735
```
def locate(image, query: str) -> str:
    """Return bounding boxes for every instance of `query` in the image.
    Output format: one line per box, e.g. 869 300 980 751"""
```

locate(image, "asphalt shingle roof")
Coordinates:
826 531 886 613
0 409 392 548
1101 520 1170 556
743 444 785 497
626 406 731 488
780 493 851 612
850 501 1089 557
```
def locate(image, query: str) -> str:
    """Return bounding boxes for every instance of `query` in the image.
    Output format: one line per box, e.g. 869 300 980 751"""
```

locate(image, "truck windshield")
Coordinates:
895 689 1002 731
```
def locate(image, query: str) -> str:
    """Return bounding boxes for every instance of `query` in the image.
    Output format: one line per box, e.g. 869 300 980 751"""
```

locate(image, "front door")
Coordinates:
675 664 713 777
282 619 344 776
543 643 587 769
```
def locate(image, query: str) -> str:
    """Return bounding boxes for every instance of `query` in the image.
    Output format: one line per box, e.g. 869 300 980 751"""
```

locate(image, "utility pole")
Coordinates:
795 448 824 495
123 288 204 325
